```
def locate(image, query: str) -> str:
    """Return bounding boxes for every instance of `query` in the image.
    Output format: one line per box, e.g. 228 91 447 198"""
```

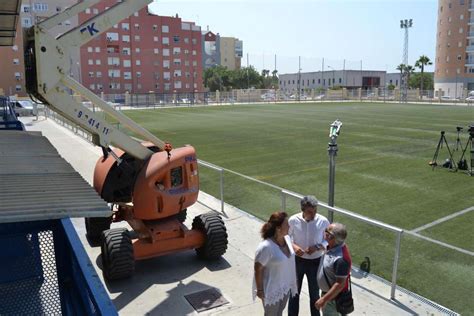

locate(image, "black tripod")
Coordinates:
429 131 456 170
455 127 463 151
457 133 474 176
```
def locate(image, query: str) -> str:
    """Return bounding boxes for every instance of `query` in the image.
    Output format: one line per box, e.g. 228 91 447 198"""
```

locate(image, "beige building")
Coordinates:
0 0 79 97
219 37 243 70
434 0 474 97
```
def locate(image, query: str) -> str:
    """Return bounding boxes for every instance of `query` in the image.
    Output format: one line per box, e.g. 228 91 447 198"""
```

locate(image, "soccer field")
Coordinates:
122 102 474 314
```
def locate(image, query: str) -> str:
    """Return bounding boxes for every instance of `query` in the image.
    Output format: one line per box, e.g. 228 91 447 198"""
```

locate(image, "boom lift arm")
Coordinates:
24 0 161 160
24 0 228 280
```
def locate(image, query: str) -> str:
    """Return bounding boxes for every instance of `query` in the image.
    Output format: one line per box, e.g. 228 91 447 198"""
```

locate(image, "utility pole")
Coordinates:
400 19 413 102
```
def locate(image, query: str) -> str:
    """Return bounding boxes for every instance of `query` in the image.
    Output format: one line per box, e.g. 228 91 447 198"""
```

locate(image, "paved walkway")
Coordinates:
21 116 455 315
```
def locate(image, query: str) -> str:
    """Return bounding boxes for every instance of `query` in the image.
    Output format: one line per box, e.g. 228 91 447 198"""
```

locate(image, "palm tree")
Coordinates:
415 55 432 95
405 65 415 86
396 64 405 88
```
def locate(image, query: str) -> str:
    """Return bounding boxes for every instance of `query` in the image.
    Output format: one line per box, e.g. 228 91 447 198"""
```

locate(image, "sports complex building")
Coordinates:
279 70 386 94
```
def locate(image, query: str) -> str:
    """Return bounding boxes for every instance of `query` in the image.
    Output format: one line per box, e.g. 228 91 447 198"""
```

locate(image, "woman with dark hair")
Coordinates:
253 211 297 315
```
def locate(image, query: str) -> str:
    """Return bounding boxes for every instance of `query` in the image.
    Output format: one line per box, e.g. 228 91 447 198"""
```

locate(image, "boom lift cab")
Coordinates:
24 0 227 280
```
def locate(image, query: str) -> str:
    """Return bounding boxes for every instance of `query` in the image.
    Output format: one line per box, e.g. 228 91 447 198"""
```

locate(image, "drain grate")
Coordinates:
184 288 229 312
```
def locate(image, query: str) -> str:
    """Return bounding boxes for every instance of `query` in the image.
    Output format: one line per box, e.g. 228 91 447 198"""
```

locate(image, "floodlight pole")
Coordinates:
328 119 342 223
400 19 413 103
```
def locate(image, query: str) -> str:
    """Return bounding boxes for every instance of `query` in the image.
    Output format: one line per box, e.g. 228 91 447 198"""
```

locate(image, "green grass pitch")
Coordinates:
121 102 474 314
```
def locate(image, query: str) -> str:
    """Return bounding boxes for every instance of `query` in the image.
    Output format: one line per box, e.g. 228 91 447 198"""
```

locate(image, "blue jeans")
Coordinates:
288 256 321 316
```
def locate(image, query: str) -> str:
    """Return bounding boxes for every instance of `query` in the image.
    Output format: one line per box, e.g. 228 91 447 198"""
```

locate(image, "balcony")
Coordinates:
469 4 474 11
466 45 474 52
467 32 474 38
468 18 474 25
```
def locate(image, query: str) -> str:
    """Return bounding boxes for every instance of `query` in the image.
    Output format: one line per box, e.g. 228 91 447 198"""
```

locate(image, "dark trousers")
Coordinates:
288 256 321 316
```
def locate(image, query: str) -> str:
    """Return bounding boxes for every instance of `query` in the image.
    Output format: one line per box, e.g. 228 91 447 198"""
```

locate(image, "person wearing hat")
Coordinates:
288 195 329 316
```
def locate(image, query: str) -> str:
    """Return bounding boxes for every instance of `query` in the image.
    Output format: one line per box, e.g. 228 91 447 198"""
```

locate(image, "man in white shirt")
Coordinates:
288 195 330 316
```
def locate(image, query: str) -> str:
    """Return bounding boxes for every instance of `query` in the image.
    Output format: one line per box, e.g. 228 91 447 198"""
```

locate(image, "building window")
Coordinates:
134 35 140 42
460 27 464 34
12 58 19 65
88 59 93 65
122 35 130 42
153 24 157 31
107 57 120 66
162 37 169 45
163 60 170 68
192 38 197 44
96 71 102 78
124 72 131 80
448 16 452 22
88 71 94 77
154 48 159 54
173 47 181 55
174 59 181 66
460 0 465 4
33 3 48 11
108 69 120 78
134 23 139 30
134 11 139 17
122 23 129 30
459 41 463 47
135 48 140 53
162 25 169 33
184 38 189 43
106 32 118 41
460 14 464 20
192 61 197 66
154 36 159 42
136 60 141 66
173 35 180 43
89 84 95 90
136 72 141 78
22 18 32 27
122 47 130 55
123 60 131 67
15 85 22 91
192 50 196 56
163 49 170 56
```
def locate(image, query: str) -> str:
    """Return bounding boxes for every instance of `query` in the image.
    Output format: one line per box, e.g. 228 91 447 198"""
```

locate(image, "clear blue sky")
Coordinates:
149 0 437 74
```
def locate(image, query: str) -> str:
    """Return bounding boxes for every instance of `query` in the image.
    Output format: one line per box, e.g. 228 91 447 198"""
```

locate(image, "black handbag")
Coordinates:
322 267 354 315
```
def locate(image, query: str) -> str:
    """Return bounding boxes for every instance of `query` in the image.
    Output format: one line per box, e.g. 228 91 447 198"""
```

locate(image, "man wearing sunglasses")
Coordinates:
315 223 352 315
288 195 330 316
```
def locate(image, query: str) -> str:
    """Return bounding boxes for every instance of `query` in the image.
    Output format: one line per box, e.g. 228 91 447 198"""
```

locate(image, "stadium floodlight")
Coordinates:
400 18 413 102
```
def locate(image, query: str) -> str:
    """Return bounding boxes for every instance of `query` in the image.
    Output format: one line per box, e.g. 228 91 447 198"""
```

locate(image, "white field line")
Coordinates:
405 231 474 257
411 206 474 233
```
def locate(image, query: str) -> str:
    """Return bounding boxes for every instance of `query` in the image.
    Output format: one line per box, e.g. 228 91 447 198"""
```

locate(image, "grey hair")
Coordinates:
331 223 347 245
300 195 319 210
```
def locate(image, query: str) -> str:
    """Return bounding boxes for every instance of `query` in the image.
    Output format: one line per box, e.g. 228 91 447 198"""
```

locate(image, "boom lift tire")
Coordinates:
101 228 135 280
192 212 228 260
85 216 111 243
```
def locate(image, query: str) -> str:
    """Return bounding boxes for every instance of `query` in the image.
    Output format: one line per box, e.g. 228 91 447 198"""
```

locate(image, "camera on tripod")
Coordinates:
468 125 474 137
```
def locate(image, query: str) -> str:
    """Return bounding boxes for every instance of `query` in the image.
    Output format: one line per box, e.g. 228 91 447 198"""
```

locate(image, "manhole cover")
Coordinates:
184 288 229 312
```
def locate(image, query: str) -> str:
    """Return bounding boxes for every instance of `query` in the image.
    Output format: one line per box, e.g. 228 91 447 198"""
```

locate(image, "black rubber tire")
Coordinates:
176 209 187 223
192 212 228 259
101 228 135 280
85 217 111 243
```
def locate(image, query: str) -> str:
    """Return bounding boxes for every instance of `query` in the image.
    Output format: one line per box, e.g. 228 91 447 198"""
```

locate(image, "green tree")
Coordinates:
409 73 433 90
415 55 433 94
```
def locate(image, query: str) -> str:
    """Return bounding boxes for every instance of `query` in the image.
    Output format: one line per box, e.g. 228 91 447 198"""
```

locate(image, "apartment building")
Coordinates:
0 0 78 96
79 2 203 94
202 30 220 70
219 37 243 70
434 0 474 96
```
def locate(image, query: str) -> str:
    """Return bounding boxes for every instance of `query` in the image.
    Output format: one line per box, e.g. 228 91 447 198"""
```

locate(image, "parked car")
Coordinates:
11 100 35 116
440 96 451 101
466 96 474 103
314 94 325 100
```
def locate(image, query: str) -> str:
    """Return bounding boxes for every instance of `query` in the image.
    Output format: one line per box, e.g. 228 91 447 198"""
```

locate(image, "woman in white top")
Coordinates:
253 211 298 316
